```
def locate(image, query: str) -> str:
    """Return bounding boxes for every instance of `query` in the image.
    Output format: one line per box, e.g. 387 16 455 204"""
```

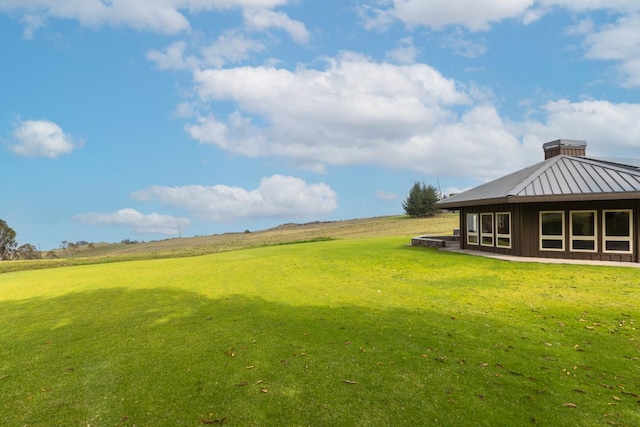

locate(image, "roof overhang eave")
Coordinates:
436 197 510 209
436 192 640 209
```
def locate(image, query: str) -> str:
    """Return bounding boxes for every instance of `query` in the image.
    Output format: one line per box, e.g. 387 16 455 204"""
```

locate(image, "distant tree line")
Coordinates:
0 220 104 261
402 182 440 217
57 240 99 258
121 238 142 245
0 219 41 260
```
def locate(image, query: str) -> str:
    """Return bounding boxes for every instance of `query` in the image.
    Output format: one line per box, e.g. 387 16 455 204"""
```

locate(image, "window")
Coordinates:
467 213 478 245
603 210 633 254
570 211 597 252
496 212 511 248
481 213 494 246
540 211 565 251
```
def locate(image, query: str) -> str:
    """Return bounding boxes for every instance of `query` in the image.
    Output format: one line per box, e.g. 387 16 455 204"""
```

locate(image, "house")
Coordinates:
435 139 640 263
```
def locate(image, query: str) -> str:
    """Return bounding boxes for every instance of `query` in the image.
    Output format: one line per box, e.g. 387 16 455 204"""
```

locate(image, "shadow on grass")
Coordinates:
0 288 638 426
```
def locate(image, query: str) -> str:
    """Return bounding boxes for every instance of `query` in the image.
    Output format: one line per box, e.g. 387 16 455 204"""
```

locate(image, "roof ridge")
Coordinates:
442 160 540 197
509 155 564 196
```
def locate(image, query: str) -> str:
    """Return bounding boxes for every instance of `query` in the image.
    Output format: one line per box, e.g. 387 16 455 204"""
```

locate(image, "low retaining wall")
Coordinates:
411 235 459 248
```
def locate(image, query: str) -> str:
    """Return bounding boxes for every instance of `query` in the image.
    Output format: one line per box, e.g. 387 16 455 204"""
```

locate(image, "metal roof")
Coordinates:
437 155 640 208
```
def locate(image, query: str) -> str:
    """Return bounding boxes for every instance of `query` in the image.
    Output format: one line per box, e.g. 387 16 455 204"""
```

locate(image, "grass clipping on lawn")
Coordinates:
0 223 639 425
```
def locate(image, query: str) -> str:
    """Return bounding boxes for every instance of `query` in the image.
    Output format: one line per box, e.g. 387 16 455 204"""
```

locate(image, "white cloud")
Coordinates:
73 208 191 235
442 186 467 198
200 30 266 67
520 6 547 25
578 14 640 86
582 15 640 61
192 52 470 143
198 51 467 105
184 112 268 157
357 1 640 88
618 59 640 87
131 175 338 222
565 18 594 36
358 4 396 32
174 102 200 118
538 1 640 14
385 37 420 64
185 114 229 145
243 7 309 43
147 31 266 70
8 119 82 158
147 41 192 70
361 0 640 32
0 0 294 36
20 13 47 39
179 48 640 181
186 52 545 178
415 104 530 180
439 30 487 58
1 0 187 34
362 0 535 32
515 99 640 157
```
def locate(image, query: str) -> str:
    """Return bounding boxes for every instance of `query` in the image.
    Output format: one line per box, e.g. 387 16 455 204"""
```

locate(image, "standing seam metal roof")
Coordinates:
436 155 640 208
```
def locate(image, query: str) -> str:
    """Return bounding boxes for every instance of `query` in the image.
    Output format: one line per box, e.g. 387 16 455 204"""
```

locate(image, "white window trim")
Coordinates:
540 211 565 252
602 209 633 254
496 212 511 249
480 213 494 247
467 213 478 245
569 210 597 253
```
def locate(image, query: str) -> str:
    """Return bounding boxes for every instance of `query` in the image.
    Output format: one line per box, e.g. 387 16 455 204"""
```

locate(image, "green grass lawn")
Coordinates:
0 214 460 274
1 237 639 426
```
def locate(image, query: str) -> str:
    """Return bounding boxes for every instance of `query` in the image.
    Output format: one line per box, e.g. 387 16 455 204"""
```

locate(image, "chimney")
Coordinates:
543 139 587 160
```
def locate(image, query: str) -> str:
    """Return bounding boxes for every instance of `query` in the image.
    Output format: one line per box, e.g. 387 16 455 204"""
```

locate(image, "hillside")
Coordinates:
2 213 638 426
2 214 459 273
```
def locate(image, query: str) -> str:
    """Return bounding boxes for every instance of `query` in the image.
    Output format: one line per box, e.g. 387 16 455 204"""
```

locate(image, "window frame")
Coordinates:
466 213 479 245
495 212 512 249
602 209 633 254
539 211 565 252
480 213 494 247
569 210 597 253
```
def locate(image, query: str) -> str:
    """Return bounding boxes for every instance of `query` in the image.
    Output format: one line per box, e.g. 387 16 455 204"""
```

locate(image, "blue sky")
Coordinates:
2 0 640 250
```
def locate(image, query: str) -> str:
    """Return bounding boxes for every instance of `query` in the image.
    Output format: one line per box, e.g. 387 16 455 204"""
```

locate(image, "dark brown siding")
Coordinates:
511 204 531 256
459 199 639 263
460 208 470 249
519 200 636 262
459 204 517 256
636 199 640 260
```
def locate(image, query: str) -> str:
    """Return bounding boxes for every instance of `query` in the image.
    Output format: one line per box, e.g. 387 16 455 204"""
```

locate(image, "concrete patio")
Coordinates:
437 240 640 268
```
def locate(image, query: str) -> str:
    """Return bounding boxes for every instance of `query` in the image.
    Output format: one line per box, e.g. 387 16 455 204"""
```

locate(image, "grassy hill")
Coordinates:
1 213 639 426
1 214 459 273
70 214 459 256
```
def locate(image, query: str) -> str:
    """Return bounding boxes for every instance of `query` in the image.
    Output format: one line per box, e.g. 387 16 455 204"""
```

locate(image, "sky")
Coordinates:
2 1 640 251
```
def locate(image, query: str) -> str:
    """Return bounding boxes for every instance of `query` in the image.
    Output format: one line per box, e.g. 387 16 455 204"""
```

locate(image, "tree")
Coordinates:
423 184 440 216
67 242 79 258
14 243 41 260
403 182 424 217
46 250 59 259
0 219 17 260
402 182 440 217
